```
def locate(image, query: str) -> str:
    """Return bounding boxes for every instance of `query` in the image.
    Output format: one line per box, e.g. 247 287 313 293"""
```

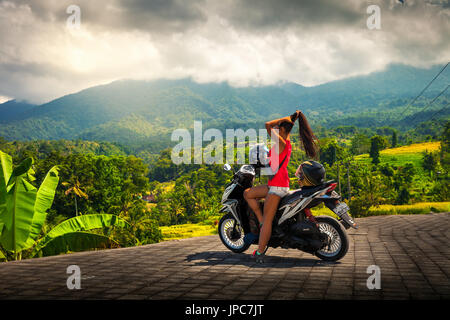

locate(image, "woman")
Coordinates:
243 110 318 262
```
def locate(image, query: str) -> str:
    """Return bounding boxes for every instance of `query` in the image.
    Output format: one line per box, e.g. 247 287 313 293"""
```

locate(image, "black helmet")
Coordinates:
295 161 325 186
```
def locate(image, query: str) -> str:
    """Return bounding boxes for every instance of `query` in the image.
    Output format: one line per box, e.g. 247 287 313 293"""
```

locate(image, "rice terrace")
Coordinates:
355 141 441 168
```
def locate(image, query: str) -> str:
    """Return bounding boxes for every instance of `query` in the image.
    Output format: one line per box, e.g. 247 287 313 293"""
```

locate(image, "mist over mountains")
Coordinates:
0 63 449 145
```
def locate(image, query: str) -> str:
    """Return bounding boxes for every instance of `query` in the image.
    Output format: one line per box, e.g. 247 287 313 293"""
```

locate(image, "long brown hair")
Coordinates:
292 111 318 159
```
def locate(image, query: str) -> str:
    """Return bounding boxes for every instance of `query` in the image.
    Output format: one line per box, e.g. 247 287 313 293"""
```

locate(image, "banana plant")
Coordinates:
31 213 130 257
0 151 131 261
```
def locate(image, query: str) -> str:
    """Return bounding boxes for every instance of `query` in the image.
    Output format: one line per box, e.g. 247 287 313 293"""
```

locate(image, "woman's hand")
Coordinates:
290 110 301 122
266 111 300 136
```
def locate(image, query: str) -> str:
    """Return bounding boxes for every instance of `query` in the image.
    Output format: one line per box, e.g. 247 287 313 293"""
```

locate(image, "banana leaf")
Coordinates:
0 155 35 253
0 221 4 261
33 214 130 255
0 175 37 252
7 157 33 189
23 166 59 248
0 155 60 256
0 151 12 218
38 231 117 257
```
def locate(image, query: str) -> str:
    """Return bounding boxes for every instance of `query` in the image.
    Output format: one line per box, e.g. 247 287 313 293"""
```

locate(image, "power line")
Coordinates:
396 62 449 121
373 62 449 127
408 84 449 125
413 102 450 131
427 102 450 122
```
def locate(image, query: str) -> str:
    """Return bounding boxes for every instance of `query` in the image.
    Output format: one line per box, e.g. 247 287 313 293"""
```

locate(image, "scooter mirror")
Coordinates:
223 163 232 171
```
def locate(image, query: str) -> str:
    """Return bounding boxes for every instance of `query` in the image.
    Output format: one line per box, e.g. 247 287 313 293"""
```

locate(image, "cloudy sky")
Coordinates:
0 0 449 104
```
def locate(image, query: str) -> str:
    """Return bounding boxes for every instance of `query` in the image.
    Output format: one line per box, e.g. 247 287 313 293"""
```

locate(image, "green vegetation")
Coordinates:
0 151 132 261
1 64 448 150
311 202 450 217
355 141 440 168
2 121 449 251
1 64 449 255
160 216 220 241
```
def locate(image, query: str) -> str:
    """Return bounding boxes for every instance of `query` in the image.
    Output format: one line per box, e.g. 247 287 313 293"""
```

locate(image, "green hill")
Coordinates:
1 63 448 147
0 100 36 122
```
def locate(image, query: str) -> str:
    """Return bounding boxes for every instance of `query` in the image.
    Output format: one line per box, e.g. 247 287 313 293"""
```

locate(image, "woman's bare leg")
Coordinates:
243 185 268 224
257 193 282 254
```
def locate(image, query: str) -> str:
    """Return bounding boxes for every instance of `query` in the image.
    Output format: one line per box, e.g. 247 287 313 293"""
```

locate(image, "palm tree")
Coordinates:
62 179 88 216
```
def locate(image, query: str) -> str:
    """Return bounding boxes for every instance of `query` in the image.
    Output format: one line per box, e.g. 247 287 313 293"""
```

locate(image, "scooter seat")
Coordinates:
279 181 335 207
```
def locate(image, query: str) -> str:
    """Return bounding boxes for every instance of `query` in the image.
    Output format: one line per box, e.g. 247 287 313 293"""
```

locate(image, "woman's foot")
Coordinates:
252 250 265 264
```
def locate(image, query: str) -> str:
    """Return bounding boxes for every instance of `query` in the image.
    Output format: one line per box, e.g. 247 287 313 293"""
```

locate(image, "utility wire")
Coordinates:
413 102 450 131
425 102 450 122
375 62 449 127
408 84 449 125
397 62 449 120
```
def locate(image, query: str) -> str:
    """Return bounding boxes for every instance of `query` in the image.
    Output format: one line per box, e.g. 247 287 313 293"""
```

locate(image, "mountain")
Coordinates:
0 63 448 145
0 100 36 122
0 78 299 143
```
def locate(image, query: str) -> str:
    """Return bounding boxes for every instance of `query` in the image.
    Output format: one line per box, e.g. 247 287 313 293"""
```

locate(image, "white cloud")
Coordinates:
0 95 12 103
0 0 448 103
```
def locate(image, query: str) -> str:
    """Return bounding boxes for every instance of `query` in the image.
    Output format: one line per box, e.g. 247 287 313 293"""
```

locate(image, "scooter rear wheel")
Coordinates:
314 216 349 261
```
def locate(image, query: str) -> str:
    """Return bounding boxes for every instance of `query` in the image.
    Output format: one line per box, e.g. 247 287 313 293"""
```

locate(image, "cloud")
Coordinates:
0 0 448 103
210 0 365 32
0 0 208 33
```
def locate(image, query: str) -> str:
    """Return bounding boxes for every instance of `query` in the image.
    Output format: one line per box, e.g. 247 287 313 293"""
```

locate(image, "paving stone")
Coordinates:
0 213 449 300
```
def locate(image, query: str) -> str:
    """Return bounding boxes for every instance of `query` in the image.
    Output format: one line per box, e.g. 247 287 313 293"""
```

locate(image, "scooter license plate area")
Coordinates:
332 202 350 217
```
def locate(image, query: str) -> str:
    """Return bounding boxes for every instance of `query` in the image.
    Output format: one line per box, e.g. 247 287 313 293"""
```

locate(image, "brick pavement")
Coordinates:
0 213 449 300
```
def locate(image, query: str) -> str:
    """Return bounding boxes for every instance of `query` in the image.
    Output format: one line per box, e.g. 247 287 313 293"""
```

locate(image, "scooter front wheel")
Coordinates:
218 214 251 253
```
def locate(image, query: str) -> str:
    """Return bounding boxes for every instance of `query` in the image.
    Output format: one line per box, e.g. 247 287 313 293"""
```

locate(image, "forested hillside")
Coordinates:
0 63 448 148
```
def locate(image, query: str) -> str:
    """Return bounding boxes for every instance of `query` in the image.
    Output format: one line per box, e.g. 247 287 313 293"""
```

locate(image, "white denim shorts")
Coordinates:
268 186 290 197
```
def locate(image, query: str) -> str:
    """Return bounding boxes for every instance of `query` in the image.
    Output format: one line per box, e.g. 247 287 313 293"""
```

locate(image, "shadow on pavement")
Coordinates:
184 251 339 268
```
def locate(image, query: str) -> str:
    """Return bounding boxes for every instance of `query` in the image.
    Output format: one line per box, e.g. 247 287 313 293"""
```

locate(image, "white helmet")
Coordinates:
249 143 270 167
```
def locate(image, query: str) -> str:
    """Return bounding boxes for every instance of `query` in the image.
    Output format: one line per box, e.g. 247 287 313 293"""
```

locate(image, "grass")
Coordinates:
159 215 220 240
159 202 449 241
160 223 218 240
365 202 449 216
354 141 441 168
381 142 440 155
311 201 449 217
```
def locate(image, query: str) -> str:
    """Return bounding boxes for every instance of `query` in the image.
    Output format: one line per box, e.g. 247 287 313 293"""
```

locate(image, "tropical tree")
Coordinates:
62 178 88 216
0 151 131 261
350 133 371 155
369 135 388 165
422 151 439 177
391 131 398 148
395 187 411 205
113 199 162 246
348 164 383 217
440 121 450 172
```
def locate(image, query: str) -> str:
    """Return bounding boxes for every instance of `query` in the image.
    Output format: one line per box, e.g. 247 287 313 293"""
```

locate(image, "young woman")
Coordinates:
243 110 318 262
